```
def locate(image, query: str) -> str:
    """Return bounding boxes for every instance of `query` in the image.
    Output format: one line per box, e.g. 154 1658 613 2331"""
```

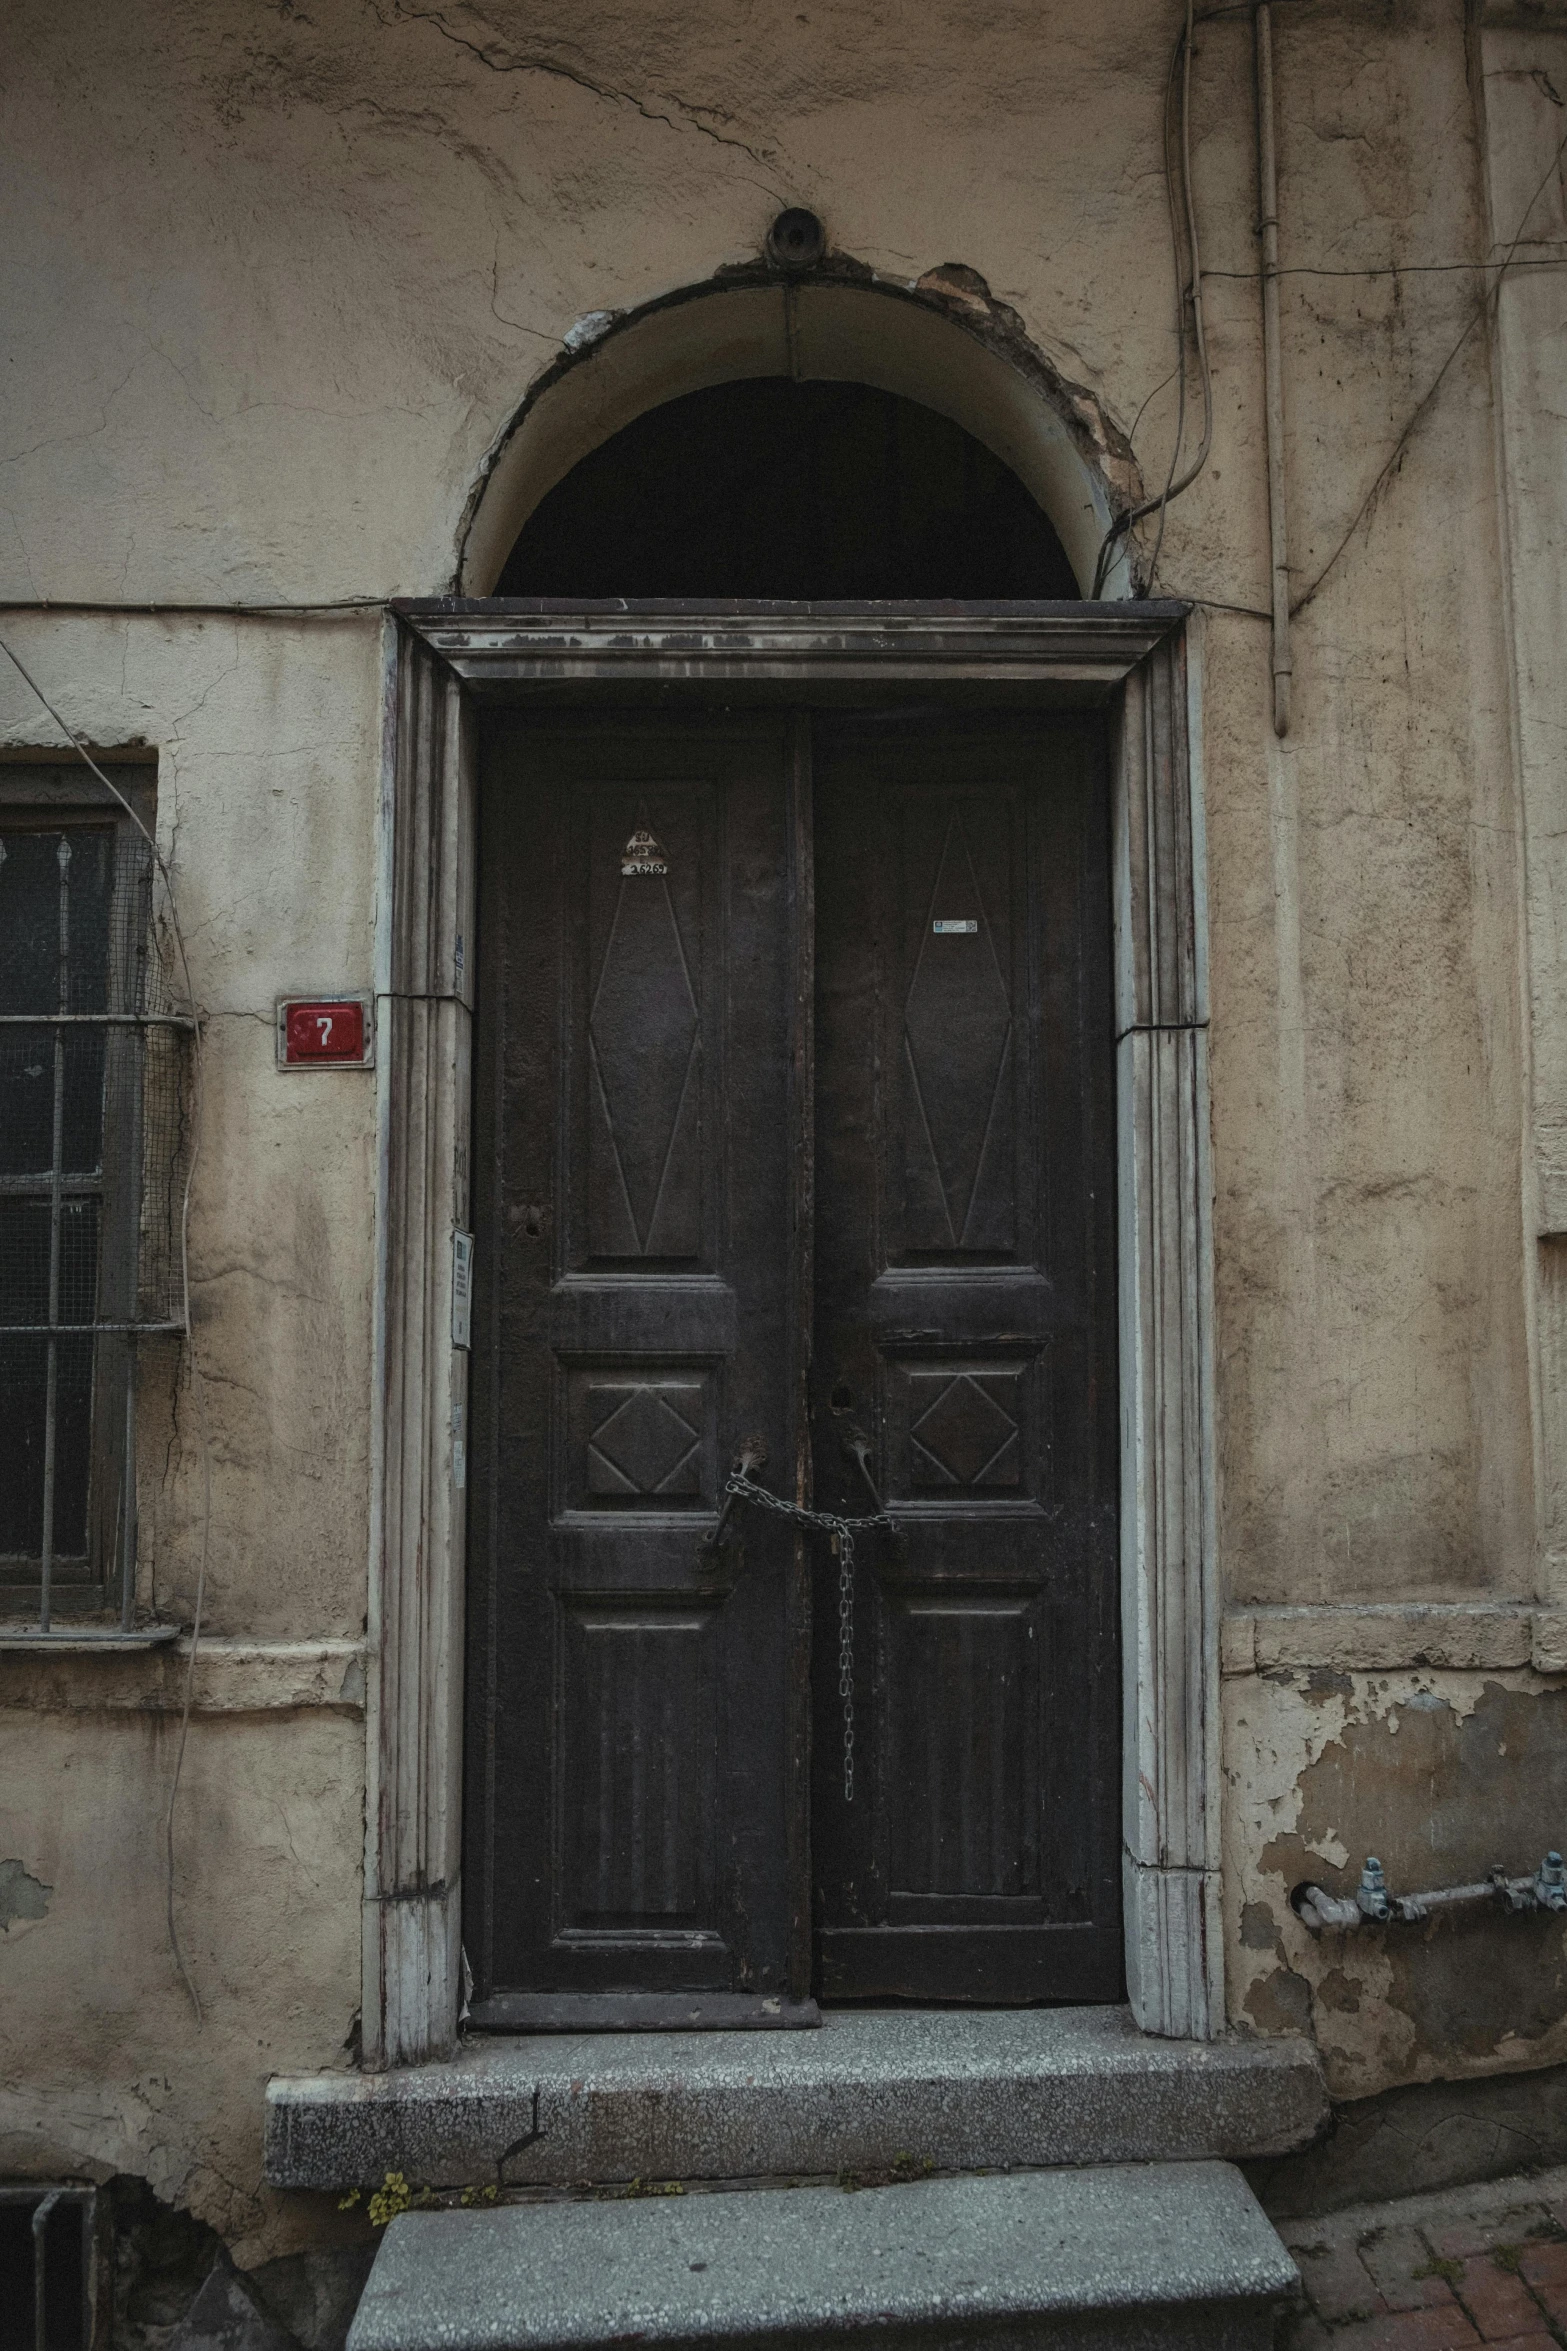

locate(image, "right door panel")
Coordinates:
812 711 1122 2002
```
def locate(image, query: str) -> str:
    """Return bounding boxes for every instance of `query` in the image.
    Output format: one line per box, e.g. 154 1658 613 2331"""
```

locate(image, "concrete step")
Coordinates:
346 2162 1300 2351
266 2007 1326 2191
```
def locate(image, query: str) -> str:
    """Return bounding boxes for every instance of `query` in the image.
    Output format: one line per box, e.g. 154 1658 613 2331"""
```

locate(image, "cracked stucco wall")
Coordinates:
0 620 379 2269
0 0 1561 2263
0 1704 369 2272
1226 1670 1567 2101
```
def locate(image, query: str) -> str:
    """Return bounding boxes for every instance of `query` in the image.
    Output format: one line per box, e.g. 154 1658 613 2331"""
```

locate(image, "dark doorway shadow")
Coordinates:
497 378 1080 600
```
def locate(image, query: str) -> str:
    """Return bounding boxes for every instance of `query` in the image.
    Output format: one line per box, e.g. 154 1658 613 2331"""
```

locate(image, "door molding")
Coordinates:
366 599 1218 2065
364 624 476 2068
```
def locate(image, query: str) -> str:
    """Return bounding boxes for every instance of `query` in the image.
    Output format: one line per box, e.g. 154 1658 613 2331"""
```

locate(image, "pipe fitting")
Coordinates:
1356 1857 1392 1923
1294 1850 1567 1933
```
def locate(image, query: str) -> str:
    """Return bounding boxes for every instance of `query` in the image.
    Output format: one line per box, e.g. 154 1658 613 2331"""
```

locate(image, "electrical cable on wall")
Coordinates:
1286 118 1567 621
0 631 210 2025
1093 0 1214 598
3 175 1566 635
1255 0 1292 735
1095 5 1567 643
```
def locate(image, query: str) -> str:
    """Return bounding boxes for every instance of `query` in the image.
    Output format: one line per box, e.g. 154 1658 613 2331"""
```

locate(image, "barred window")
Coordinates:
0 766 191 1638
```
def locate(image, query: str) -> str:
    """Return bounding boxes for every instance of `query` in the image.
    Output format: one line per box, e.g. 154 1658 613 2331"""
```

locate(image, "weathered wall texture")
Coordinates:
0 0 1563 2267
1226 1664 1567 2099
0 623 380 2265
0 1703 364 2268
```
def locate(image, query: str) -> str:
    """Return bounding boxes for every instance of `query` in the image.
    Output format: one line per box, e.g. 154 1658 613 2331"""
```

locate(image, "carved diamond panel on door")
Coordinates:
908 1367 1024 1490
883 1356 1038 1507
568 1373 711 1507
468 715 801 2012
582 791 709 1264
589 1386 701 1497
813 713 1121 2004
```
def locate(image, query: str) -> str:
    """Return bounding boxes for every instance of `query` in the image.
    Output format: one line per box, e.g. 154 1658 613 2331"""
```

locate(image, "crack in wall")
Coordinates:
382 0 787 178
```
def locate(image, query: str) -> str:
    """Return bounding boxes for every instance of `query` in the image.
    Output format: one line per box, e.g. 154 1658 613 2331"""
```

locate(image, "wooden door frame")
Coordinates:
363 600 1218 2066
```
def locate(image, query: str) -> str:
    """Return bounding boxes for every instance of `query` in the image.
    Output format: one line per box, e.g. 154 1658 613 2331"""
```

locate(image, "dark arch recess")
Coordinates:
497 377 1080 600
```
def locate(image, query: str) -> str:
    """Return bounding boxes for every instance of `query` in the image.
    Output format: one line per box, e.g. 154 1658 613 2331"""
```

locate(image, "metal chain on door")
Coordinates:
710 1464 895 1802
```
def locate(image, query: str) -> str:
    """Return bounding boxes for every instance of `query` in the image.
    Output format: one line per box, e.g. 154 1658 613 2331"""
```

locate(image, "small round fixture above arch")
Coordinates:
766 208 827 273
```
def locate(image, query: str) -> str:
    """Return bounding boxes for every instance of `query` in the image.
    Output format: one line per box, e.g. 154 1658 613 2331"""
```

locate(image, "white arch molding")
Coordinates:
458 279 1138 601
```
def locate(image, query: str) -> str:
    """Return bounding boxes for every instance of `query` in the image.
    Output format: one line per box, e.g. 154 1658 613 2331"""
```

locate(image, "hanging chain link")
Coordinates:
716 1471 894 1804
836 1530 855 1805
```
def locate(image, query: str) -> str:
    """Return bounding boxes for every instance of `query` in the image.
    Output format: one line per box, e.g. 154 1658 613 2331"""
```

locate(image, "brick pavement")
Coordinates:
1279 2162 1567 2347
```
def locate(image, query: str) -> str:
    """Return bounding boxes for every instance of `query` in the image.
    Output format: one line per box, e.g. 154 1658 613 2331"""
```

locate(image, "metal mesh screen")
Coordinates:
0 813 193 1623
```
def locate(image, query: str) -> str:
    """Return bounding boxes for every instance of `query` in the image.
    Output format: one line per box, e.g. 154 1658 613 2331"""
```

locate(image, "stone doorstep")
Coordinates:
345 2161 1300 2351
265 2006 1327 2192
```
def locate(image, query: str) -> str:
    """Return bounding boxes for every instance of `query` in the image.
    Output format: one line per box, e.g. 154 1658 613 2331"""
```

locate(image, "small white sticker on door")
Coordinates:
622 828 668 876
933 919 978 934
451 1229 474 1349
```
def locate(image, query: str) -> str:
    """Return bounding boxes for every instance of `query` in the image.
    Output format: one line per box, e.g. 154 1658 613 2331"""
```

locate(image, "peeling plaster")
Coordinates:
1228 1675 1567 2098
0 1859 52 1932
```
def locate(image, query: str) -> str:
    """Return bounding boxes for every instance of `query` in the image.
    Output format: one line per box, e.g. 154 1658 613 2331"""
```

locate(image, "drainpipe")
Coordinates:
1255 2 1292 736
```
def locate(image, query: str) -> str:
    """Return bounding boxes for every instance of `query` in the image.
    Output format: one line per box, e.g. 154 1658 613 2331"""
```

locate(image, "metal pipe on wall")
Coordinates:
1255 2 1292 736
1295 1851 1567 1932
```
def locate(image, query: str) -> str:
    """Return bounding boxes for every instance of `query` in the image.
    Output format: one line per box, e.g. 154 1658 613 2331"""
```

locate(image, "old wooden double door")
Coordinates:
465 706 1121 2018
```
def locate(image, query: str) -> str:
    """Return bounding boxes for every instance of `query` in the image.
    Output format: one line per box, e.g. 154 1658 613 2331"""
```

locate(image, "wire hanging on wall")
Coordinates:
1093 0 1214 598
0 631 210 2024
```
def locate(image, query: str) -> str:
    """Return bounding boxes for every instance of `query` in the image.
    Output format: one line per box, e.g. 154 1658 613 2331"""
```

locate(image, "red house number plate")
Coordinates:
279 998 370 1067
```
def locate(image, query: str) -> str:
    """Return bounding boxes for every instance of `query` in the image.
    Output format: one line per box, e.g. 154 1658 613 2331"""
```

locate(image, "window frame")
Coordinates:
0 761 174 1631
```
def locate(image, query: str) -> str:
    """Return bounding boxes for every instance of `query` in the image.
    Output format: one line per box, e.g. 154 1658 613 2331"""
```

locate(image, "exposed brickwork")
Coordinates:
1315 2309 1480 2348
1454 2257 1548 2341
1280 2164 1567 2348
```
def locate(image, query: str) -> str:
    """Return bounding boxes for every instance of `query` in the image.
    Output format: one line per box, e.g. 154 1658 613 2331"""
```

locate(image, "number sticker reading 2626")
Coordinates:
277 996 374 1068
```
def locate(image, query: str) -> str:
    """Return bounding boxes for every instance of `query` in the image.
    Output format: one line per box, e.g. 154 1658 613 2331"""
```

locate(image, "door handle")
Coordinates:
840 1424 886 1513
839 1424 907 1559
697 1436 768 1572
698 1425 906 1571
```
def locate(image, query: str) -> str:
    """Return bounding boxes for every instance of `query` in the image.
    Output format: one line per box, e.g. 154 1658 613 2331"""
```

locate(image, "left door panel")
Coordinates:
466 714 800 2009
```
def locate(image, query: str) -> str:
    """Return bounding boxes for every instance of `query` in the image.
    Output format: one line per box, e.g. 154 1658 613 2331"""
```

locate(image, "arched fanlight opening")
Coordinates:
498 377 1079 600
460 280 1134 599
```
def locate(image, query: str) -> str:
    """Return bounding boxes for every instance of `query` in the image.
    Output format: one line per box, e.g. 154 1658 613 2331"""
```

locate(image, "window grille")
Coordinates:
0 772 193 1640
0 2184 102 2351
